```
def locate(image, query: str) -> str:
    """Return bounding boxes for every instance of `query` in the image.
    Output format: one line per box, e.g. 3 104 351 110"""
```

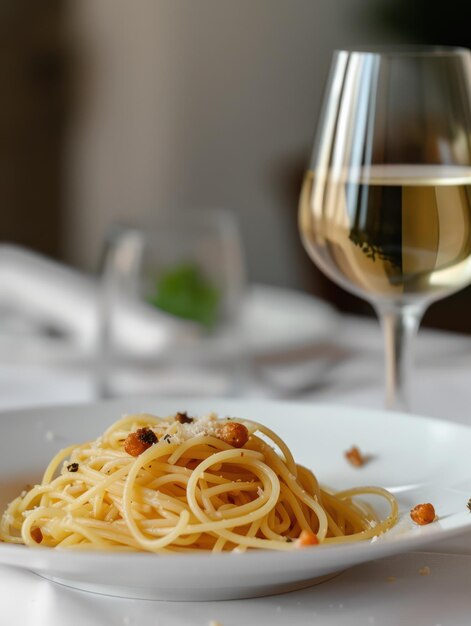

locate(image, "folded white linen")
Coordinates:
0 244 200 355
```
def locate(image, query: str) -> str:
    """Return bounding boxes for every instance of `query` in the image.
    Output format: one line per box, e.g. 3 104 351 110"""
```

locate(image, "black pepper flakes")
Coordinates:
67 463 79 472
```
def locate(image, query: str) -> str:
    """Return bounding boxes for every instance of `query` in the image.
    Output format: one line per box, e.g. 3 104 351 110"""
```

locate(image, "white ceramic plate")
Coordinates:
0 398 469 601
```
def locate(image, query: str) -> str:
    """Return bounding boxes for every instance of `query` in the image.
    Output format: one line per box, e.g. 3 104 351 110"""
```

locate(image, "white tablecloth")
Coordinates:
1 311 471 625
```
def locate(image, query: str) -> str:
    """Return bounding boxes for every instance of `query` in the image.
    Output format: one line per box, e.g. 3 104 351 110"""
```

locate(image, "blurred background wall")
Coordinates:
66 0 392 286
2 0 471 328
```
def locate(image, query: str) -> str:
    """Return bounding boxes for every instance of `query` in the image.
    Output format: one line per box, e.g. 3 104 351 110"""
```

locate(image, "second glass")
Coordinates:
97 209 246 399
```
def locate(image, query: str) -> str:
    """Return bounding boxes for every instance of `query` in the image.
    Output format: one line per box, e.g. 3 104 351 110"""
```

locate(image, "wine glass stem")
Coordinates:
376 304 424 412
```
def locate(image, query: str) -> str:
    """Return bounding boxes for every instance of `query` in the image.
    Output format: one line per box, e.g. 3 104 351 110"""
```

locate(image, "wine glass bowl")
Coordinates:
299 47 471 410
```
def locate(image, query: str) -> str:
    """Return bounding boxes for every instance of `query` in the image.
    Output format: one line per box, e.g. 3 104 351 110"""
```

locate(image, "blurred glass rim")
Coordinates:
105 207 242 244
333 45 471 59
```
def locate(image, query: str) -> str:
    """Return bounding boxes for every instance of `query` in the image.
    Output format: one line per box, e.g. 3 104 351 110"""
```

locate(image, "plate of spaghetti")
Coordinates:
0 398 470 600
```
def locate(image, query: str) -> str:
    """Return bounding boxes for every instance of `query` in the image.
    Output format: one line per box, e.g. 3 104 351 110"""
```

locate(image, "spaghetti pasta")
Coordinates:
0 412 398 552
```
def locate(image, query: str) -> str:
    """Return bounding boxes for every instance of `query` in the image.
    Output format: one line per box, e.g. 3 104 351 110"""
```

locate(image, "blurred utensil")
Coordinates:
253 342 350 396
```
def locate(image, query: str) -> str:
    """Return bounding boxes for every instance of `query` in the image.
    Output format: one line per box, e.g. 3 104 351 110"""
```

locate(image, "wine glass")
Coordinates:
299 47 471 411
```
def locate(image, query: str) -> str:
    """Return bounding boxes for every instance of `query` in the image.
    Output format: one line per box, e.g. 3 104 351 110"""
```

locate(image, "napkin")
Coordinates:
0 245 201 355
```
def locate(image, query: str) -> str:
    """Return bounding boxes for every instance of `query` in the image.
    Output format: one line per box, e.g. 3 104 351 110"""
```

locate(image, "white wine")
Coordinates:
299 165 471 303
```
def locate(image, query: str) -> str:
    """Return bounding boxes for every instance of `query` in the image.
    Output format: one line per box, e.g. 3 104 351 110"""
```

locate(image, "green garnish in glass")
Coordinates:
148 263 220 330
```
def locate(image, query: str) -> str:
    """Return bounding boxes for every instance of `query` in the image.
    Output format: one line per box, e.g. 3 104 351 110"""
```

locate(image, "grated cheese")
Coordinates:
143 413 245 445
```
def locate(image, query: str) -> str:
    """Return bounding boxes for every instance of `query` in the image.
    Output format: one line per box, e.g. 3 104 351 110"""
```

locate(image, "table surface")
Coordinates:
1 305 471 625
